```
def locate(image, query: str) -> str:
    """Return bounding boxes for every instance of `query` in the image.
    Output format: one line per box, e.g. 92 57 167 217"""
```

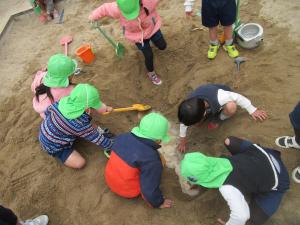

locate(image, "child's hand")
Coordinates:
105 106 113 113
251 109 268 121
159 199 172 209
41 65 47 72
178 137 187 153
89 14 97 22
217 218 226 225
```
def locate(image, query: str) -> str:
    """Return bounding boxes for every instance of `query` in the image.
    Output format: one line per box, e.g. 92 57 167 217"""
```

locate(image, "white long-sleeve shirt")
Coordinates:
184 0 196 12
179 89 257 137
219 185 250 225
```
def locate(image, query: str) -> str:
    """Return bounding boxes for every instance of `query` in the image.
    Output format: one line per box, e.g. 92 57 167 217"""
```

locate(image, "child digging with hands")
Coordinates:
105 112 172 208
39 84 113 169
177 84 267 152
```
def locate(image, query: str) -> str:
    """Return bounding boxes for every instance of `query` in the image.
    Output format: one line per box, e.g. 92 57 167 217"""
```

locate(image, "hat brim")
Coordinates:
58 97 85 120
91 100 102 110
131 127 170 143
43 59 77 88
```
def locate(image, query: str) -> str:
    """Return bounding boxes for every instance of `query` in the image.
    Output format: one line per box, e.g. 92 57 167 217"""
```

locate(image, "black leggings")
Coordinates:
138 36 167 72
0 205 18 225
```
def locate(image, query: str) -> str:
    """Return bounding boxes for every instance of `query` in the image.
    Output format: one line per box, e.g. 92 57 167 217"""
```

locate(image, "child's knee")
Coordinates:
224 138 231 146
224 101 237 115
158 42 167 50
73 158 86 169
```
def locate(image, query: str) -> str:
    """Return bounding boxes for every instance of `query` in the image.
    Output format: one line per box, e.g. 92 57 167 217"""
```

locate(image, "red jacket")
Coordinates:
105 133 164 207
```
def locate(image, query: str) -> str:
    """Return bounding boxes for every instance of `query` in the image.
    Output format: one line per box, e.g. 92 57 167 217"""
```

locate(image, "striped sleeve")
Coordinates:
77 123 113 149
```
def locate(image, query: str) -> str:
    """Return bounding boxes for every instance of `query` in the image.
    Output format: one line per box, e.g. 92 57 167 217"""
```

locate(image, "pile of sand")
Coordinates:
0 0 299 224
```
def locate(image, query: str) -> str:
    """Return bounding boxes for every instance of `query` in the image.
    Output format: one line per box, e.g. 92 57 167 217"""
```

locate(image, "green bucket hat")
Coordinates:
116 0 140 20
131 112 170 143
180 152 233 188
58 84 102 119
43 54 77 88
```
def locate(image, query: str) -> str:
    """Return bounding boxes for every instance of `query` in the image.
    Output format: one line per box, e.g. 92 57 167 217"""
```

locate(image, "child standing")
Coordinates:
30 0 59 22
177 84 267 152
181 136 290 225
275 101 300 183
39 84 113 169
184 0 239 59
105 112 172 208
89 0 166 85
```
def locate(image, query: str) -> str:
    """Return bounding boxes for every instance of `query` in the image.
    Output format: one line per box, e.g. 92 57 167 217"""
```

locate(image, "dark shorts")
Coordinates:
135 29 164 50
41 145 74 163
201 0 236 27
289 101 300 131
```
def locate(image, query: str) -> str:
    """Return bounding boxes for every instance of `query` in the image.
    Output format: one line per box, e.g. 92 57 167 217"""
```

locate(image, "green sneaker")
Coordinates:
207 44 220 59
104 149 111 159
223 44 239 58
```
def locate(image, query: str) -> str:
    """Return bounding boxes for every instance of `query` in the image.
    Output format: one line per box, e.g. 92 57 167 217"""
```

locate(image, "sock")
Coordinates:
225 39 234 46
219 112 230 121
209 40 219 46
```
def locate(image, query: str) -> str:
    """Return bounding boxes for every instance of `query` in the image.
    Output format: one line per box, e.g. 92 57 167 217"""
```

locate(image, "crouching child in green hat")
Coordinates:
39 84 113 169
180 136 290 225
105 112 172 208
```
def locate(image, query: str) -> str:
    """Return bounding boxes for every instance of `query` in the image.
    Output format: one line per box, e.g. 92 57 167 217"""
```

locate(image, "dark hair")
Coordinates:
178 97 205 126
35 83 54 103
140 2 149 16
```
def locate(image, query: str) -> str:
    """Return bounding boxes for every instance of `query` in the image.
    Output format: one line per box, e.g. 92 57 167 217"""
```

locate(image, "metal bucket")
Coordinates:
236 23 264 49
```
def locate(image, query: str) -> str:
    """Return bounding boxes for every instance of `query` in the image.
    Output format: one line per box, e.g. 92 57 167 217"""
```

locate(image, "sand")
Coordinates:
0 0 299 224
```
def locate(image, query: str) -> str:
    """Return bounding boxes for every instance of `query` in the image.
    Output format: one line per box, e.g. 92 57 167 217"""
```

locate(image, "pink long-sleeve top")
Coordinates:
31 71 109 119
89 0 161 44
31 71 74 119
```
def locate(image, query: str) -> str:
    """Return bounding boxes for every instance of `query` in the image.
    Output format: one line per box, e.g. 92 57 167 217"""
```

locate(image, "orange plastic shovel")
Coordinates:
60 35 73 55
103 104 151 115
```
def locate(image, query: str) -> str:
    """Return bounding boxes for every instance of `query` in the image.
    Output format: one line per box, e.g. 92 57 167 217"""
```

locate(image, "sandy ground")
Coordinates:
0 0 300 224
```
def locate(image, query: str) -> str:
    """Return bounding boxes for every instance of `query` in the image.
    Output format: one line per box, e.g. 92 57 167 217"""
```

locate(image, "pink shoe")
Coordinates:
147 72 162 85
39 15 47 23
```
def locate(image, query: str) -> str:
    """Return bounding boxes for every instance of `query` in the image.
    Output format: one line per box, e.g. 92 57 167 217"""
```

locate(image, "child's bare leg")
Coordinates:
223 25 239 57
223 25 233 44
64 150 86 169
209 26 218 44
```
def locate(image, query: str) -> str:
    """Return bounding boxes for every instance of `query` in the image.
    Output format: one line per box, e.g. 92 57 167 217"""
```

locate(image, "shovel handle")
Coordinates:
93 22 118 48
64 43 68 55
102 107 137 115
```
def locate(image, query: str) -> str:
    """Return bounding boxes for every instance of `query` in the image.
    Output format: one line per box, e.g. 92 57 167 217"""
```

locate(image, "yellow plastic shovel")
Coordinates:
103 104 151 115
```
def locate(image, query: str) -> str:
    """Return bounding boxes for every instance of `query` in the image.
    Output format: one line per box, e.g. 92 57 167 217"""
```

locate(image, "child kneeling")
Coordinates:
105 112 172 208
39 84 113 169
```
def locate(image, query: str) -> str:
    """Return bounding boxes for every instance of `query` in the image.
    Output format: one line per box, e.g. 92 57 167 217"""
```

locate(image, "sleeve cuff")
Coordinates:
246 105 257 115
179 123 188 138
